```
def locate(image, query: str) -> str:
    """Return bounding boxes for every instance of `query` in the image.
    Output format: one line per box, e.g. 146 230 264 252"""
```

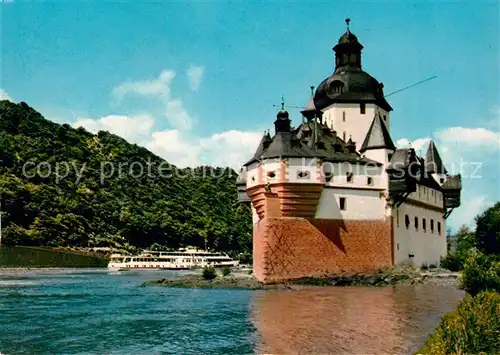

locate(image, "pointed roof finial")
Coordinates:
345 18 351 30
310 85 315 96
281 96 285 110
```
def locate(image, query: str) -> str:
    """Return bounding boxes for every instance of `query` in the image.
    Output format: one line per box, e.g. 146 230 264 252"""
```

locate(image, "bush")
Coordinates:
460 251 500 296
237 251 252 265
420 263 429 270
429 264 437 269
202 267 217 280
440 252 465 272
221 267 231 276
417 291 500 355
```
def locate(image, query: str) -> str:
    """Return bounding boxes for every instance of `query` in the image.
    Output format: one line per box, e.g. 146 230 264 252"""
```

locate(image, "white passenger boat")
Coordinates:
108 247 239 270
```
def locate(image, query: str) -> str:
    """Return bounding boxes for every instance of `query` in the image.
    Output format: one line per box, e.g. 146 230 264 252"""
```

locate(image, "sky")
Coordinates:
1 1 499 230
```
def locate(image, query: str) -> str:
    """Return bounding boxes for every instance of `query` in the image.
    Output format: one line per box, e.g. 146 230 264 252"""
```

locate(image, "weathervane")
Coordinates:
345 18 351 30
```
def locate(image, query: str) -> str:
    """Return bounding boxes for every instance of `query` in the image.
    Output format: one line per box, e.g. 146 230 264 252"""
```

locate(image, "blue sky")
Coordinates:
1 1 499 229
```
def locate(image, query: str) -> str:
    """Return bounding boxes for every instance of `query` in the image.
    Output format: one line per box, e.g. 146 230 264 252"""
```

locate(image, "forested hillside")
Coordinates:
0 100 252 255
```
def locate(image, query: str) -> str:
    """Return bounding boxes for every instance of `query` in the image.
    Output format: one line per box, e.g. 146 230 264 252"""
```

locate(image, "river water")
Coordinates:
0 268 463 355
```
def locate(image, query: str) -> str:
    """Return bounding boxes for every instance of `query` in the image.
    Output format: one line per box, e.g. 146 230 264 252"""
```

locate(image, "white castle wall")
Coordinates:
322 103 390 151
393 183 447 267
316 187 386 220
286 158 320 183
324 161 385 190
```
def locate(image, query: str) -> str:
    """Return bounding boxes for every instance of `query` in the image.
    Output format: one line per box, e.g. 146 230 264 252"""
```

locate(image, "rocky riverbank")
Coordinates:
144 266 460 290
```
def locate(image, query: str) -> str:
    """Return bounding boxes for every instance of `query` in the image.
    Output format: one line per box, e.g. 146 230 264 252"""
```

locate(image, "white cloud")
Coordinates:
146 129 200 168
396 137 431 153
199 130 263 168
146 129 262 169
165 99 193 131
0 88 13 102
436 127 500 149
111 70 196 131
73 114 154 144
111 70 175 102
186 65 204 91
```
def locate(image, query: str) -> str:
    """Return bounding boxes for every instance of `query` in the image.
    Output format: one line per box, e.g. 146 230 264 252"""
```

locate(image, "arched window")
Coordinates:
423 218 427 231
405 215 410 229
414 217 419 230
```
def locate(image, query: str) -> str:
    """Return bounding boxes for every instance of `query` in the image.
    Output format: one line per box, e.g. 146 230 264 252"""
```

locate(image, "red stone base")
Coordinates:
253 217 394 284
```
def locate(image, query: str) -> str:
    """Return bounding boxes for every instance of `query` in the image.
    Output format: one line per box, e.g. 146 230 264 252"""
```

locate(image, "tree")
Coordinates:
475 202 500 255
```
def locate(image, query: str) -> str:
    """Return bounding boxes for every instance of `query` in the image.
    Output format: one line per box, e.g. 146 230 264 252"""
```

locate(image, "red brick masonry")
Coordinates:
253 217 393 284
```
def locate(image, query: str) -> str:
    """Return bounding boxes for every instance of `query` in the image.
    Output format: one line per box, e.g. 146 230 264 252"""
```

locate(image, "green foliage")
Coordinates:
441 225 477 271
0 246 108 268
475 202 500 255
0 101 252 254
417 292 500 355
221 267 231 276
440 253 463 272
202 266 217 280
460 251 500 296
236 251 252 265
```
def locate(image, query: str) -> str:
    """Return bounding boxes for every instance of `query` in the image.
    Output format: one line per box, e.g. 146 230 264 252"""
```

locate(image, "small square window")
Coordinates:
346 172 353 183
340 197 346 210
367 177 373 185
360 103 366 114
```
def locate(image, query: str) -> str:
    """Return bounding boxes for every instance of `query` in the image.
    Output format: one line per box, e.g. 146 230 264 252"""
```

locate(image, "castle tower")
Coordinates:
314 19 392 150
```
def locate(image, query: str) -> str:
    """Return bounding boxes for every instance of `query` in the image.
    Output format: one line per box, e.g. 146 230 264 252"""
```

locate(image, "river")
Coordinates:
0 268 463 354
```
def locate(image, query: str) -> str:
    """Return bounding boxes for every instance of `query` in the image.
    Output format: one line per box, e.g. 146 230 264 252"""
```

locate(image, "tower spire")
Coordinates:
345 18 351 31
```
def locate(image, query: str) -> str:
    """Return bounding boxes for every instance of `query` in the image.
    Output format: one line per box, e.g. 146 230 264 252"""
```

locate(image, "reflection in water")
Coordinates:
250 285 463 355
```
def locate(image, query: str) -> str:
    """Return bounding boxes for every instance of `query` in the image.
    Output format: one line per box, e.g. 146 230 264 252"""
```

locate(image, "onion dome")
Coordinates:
313 19 392 112
277 109 289 119
274 99 291 133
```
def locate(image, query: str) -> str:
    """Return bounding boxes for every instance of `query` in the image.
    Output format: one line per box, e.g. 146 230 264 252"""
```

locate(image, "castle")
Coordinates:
236 20 462 284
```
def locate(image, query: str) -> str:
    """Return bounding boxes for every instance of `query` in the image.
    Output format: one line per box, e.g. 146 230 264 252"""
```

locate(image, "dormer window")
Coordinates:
267 171 276 179
360 103 366 114
297 171 310 179
367 177 373 186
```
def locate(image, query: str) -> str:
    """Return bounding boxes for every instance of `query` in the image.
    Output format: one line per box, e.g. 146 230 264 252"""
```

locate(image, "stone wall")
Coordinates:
253 217 393 284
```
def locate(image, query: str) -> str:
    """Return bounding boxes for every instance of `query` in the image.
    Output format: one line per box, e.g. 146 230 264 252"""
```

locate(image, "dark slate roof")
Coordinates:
425 140 448 174
387 148 417 171
244 119 381 166
249 132 272 162
260 131 322 160
360 113 396 152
